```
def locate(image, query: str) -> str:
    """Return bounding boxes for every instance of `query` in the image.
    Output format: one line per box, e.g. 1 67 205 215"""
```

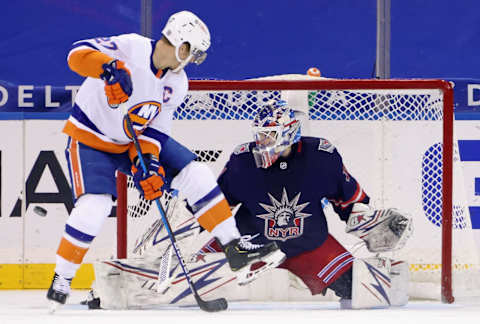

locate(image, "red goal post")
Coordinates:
116 78 467 303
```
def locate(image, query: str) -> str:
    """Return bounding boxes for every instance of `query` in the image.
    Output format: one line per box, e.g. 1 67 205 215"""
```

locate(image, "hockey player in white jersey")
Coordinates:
47 11 284 309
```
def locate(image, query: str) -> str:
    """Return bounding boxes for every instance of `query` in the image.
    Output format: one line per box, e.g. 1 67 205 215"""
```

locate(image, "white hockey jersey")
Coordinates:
63 33 188 158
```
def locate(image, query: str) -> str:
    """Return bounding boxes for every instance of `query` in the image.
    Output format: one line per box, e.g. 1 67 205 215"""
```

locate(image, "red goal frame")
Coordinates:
116 79 454 303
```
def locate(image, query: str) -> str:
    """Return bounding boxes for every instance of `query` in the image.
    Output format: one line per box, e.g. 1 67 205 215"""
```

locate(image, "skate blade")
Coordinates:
236 249 286 286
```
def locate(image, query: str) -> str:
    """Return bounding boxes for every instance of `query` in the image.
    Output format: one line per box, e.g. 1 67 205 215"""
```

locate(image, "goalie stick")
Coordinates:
123 108 228 312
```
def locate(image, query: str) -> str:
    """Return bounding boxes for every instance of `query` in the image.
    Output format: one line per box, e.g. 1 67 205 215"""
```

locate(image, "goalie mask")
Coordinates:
252 100 301 168
162 11 211 72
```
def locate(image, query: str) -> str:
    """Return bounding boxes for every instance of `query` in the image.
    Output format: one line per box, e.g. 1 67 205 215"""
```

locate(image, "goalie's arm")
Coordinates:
327 162 370 222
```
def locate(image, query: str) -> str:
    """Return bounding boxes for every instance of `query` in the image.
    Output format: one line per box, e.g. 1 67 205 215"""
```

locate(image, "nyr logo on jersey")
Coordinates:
257 188 311 241
123 101 162 138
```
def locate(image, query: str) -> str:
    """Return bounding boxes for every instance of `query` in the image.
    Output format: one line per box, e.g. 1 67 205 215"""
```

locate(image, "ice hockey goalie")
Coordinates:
86 100 414 310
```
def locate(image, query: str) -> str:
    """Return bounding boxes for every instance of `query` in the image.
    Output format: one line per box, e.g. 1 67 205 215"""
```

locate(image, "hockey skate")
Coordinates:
221 235 286 286
47 273 72 312
80 289 102 309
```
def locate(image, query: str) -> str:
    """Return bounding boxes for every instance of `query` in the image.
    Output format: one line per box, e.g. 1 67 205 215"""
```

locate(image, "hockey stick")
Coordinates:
123 109 228 312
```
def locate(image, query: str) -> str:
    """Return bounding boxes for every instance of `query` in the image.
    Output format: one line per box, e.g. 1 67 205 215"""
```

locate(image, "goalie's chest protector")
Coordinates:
220 137 345 258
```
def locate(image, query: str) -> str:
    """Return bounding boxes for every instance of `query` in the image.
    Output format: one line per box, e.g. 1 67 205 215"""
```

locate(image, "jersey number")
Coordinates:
94 37 118 50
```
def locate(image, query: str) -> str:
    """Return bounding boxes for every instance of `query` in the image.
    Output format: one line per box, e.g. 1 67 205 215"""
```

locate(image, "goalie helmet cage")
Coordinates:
116 78 475 304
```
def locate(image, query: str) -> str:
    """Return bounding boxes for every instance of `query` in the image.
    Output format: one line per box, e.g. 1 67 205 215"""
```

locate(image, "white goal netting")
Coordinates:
117 77 480 303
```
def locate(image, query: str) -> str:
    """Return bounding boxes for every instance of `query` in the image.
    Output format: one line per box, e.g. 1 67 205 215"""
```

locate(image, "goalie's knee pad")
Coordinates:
66 194 113 237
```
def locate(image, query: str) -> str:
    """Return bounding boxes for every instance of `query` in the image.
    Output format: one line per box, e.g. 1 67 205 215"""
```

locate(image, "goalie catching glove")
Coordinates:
345 203 413 252
131 155 166 201
100 59 133 108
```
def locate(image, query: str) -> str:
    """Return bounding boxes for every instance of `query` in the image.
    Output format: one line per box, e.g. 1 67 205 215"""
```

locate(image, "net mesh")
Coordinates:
174 89 443 121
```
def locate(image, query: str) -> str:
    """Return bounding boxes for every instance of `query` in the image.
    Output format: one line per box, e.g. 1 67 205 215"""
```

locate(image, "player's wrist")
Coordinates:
100 59 118 81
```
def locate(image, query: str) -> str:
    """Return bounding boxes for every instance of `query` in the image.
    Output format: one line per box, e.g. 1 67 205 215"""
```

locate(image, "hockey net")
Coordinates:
116 77 480 303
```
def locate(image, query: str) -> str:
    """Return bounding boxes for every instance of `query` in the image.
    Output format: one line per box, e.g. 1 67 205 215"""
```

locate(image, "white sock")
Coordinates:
210 216 240 245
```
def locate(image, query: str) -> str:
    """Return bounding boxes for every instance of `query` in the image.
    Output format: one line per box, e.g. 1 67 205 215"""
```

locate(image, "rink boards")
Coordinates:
0 118 479 291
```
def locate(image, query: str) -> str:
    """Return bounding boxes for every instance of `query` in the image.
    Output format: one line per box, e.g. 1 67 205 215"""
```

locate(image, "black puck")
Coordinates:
33 206 47 217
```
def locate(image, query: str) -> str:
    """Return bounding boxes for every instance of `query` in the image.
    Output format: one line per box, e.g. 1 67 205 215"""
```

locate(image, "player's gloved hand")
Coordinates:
100 59 133 108
131 155 166 201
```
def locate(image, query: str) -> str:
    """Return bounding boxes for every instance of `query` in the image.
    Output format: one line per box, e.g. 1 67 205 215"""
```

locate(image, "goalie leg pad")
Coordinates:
93 259 168 309
92 261 129 310
350 257 391 309
390 260 409 306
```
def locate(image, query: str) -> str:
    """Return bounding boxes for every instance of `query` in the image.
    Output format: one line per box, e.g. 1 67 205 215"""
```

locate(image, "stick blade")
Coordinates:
194 295 228 312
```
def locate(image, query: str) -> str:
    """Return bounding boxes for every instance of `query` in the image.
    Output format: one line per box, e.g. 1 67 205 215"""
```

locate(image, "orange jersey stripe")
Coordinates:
68 49 113 78
197 199 232 232
57 237 89 264
129 114 149 125
63 120 130 154
69 140 84 198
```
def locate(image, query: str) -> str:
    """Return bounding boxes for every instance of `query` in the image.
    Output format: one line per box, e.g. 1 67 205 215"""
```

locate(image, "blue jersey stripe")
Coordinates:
70 41 100 51
65 224 95 243
191 186 222 212
71 104 105 135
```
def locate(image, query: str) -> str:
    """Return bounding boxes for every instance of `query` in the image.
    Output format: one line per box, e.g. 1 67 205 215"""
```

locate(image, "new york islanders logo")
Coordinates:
122 101 162 138
257 188 311 241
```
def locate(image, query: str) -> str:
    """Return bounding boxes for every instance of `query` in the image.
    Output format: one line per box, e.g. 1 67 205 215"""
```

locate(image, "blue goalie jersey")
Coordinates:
217 137 370 258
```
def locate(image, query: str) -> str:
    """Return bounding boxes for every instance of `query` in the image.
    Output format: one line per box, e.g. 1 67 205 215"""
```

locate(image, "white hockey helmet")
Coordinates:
252 100 301 168
162 11 211 72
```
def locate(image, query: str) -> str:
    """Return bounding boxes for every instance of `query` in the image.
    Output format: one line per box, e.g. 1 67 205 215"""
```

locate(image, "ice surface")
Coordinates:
0 290 479 324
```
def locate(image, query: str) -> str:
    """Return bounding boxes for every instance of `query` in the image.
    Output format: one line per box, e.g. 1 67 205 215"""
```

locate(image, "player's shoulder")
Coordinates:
165 68 188 84
301 136 337 154
228 142 256 167
223 142 256 175
232 142 255 157
163 69 188 97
